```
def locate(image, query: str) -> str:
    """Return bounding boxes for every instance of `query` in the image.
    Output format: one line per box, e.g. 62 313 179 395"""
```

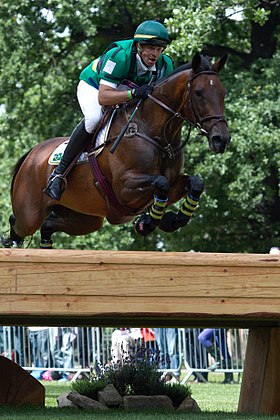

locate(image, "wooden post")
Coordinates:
238 328 280 414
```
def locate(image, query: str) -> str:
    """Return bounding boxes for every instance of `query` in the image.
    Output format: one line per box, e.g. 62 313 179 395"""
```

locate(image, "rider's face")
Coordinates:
137 44 164 68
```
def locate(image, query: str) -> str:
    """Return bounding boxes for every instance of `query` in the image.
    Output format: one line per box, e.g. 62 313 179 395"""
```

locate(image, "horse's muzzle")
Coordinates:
209 134 230 154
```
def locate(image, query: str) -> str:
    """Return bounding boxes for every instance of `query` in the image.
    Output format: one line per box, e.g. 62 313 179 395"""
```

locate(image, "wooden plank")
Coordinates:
0 295 280 327
10 269 280 297
0 248 279 267
0 249 279 327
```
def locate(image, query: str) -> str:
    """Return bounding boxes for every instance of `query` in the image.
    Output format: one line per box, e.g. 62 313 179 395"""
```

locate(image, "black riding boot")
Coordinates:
206 345 221 371
44 119 92 200
222 372 234 384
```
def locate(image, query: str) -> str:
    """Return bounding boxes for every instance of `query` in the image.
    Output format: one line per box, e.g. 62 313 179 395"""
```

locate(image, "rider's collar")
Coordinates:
136 53 156 76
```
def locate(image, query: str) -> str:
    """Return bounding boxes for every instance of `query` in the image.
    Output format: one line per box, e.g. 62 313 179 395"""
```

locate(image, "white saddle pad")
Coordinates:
48 112 115 165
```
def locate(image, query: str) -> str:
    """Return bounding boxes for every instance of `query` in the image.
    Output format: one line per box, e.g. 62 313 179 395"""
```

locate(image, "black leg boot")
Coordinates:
44 119 92 200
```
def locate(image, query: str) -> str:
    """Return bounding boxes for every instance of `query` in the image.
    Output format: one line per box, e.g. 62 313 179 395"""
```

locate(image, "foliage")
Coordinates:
0 0 279 252
99 345 166 397
72 345 191 408
166 0 273 61
71 378 106 401
161 382 192 409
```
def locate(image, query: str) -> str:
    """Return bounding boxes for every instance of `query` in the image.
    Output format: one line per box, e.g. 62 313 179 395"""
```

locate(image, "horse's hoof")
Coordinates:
40 239 53 249
159 212 180 232
134 214 156 237
1 235 23 248
1 235 13 248
12 241 24 248
160 211 192 233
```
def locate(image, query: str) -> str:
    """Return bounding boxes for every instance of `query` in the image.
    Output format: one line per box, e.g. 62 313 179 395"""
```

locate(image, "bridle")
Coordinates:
186 70 227 134
148 70 227 137
136 69 227 160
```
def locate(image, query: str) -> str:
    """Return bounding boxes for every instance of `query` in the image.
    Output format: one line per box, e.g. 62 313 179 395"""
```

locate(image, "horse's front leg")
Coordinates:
124 174 169 237
159 175 204 233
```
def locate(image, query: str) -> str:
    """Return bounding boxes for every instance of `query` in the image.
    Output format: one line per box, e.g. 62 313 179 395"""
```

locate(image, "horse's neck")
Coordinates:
139 71 189 138
156 71 189 109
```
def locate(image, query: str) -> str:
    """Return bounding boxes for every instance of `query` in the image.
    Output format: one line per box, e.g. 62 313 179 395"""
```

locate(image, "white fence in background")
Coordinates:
0 327 248 382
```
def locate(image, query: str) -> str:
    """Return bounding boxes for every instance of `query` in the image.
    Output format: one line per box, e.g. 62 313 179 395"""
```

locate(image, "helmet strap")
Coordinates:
136 43 142 54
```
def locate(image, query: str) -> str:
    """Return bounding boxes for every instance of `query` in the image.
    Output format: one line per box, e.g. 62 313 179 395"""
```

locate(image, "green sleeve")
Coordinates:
98 48 130 84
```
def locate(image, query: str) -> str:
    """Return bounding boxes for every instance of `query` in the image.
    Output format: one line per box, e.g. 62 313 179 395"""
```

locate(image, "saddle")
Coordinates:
48 107 116 166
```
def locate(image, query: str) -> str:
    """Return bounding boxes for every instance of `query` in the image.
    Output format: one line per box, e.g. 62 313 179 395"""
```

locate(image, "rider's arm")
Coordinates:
98 83 132 106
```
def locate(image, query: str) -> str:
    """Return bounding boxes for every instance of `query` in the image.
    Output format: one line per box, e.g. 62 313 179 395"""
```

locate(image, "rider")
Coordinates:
44 20 173 201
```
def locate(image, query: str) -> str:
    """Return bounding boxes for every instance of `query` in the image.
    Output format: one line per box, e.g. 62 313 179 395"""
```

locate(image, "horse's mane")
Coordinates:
11 148 33 196
155 54 212 85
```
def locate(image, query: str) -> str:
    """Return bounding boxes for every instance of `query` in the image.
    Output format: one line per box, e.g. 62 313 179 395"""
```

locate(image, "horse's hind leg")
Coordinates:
1 214 24 248
40 207 104 249
159 175 204 233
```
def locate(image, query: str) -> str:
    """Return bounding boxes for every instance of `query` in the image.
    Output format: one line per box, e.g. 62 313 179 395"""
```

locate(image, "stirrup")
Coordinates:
43 172 68 200
48 173 68 188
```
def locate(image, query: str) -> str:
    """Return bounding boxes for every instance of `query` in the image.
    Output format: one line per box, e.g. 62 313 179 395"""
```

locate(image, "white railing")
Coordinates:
0 326 248 382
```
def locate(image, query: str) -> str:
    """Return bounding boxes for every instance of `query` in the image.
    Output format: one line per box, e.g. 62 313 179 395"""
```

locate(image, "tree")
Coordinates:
166 0 280 63
0 0 279 252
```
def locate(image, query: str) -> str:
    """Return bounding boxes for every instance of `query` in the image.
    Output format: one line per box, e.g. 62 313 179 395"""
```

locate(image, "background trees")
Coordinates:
0 0 279 252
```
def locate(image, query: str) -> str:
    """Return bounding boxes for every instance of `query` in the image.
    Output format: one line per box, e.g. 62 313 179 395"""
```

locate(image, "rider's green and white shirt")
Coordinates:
79 39 173 89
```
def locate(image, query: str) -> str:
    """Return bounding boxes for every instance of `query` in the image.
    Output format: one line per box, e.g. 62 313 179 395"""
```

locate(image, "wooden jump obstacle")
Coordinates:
0 248 280 414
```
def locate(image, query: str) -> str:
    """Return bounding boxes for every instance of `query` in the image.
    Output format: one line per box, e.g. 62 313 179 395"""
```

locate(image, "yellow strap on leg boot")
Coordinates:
149 195 168 225
180 193 199 219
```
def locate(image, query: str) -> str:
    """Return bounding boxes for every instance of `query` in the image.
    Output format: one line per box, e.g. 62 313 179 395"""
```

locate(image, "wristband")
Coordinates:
127 90 133 100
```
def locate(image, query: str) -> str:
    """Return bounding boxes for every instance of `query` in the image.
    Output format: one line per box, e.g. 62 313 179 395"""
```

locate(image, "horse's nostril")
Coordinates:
210 136 227 153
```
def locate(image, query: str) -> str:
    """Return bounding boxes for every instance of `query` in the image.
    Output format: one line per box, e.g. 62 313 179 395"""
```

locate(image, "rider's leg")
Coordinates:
44 119 92 200
44 81 102 200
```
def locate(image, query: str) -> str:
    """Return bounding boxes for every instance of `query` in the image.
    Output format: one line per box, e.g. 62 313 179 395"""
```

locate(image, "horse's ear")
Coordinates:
191 52 201 73
212 53 228 73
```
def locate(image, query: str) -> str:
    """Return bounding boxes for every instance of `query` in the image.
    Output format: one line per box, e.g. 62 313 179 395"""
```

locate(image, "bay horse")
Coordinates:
2 53 230 249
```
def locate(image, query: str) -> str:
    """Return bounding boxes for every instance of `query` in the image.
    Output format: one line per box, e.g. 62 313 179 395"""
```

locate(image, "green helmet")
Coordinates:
134 20 170 48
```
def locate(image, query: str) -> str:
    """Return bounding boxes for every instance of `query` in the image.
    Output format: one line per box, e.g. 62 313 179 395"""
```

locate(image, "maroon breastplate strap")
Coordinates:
87 153 130 216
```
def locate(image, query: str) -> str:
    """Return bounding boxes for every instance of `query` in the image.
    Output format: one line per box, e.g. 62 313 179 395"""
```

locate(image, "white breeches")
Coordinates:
77 80 103 133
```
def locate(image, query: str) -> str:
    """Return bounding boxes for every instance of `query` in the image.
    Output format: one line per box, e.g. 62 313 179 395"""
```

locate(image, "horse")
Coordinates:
2 52 230 249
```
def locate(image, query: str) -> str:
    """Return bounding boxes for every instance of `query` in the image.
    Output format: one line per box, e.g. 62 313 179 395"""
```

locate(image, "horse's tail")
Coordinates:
10 148 33 196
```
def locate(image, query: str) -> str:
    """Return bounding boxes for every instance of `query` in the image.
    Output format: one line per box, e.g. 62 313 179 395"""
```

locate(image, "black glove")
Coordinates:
132 84 153 99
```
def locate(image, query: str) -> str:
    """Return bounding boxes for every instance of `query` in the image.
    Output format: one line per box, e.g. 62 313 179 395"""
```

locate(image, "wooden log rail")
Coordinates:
0 248 280 414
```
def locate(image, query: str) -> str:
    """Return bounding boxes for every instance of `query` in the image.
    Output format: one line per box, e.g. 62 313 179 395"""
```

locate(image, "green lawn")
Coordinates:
1 374 280 419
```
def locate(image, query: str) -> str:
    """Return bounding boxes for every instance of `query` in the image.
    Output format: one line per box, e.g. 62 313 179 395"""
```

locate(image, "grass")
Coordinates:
1 374 280 419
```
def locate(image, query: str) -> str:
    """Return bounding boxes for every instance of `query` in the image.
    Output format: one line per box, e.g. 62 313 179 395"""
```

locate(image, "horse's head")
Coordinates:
187 52 230 153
